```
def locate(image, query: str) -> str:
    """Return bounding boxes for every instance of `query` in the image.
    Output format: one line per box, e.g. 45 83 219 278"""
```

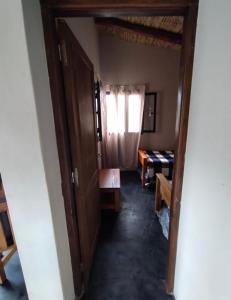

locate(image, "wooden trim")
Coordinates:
7 209 16 246
40 0 199 18
41 0 198 4
166 5 198 293
0 221 8 251
41 7 83 296
40 0 199 296
53 8 186 18
0 203 7 213
2 245 17 266
41 0 198 11
142 92 157 133
0 196 17 284
138 149 148 188
0 188 8 252
0 245 17 285
0 259 6 285
95 17 182 45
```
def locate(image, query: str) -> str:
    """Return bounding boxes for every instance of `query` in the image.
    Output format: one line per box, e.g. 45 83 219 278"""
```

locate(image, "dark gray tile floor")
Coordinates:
0 252 28 300
84 171 173 300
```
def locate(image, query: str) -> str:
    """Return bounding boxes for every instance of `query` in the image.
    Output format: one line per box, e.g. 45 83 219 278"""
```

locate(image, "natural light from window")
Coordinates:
106 93 125 133
106 94 116 133
128 94 141 132
117 94 125 133
106 93 141 133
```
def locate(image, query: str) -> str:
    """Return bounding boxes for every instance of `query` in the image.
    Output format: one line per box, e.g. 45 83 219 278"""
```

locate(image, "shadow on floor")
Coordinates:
84 171 173 300
0 252 28 300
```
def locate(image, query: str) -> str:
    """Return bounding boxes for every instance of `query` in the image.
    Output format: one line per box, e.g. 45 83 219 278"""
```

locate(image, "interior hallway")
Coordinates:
84 171 173 300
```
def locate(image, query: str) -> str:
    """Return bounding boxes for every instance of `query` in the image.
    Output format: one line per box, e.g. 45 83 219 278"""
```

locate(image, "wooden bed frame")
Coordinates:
138 149 148 188
155 173 172 212
0 181 17 284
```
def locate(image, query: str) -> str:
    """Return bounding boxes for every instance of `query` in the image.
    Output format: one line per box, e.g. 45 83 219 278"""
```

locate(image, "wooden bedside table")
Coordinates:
99 169 121 212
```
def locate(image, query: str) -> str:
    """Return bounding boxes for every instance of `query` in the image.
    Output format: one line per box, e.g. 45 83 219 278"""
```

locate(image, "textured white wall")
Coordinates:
175 1 231 299
0 1 74 299
99 33 180 150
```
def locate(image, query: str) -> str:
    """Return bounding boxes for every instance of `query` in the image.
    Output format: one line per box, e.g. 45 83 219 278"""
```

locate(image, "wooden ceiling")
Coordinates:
95 16 184 50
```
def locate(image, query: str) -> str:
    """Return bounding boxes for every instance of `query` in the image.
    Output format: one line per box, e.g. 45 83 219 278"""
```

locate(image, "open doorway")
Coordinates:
41 1 198 299
62 16 180 299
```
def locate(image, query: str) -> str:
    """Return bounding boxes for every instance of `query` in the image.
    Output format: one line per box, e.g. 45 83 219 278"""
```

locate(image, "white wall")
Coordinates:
99 33 180 150
65 18 101 78
175 1 231 299
0 1 74 300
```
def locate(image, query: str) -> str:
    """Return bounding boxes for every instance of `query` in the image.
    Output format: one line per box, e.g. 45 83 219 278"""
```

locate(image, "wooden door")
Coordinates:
57 20 100 289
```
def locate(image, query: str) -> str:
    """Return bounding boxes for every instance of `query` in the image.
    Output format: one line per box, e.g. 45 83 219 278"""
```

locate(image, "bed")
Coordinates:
155 173 172 211
138 149 174 187
155 173 172 239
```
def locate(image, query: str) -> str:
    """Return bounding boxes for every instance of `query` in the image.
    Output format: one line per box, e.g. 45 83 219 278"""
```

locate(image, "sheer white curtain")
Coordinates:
101 85 145 169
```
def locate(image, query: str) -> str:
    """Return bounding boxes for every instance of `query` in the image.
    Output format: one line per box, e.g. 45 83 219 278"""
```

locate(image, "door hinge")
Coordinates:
71 168 79 187
58 41 68 66
57 43 62 62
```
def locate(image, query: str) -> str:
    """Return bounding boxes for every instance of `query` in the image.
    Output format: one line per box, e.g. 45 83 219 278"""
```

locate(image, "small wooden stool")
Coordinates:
0 180 17 284
99 169 121 212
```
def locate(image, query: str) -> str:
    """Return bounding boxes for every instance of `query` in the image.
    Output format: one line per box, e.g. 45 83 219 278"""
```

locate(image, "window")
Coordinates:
117 94 126 133
106 93 125 134
106 91 143 134
95 81 102 141
128 94 141 132
142 92 157 133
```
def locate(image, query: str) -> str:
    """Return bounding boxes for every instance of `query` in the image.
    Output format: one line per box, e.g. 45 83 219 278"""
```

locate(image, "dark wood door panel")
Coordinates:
57 19 100 288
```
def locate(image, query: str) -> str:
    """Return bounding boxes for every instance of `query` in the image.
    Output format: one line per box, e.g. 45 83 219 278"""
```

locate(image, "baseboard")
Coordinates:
163 279 175 299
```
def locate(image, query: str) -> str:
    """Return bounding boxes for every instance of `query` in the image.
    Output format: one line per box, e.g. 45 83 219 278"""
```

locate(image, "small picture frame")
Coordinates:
142 92 157 133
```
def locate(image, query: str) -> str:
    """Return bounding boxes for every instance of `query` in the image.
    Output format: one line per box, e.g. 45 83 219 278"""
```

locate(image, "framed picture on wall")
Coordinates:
142 92 157 133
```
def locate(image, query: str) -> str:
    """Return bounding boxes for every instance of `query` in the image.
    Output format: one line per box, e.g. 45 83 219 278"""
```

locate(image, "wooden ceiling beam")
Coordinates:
95 17 182 45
